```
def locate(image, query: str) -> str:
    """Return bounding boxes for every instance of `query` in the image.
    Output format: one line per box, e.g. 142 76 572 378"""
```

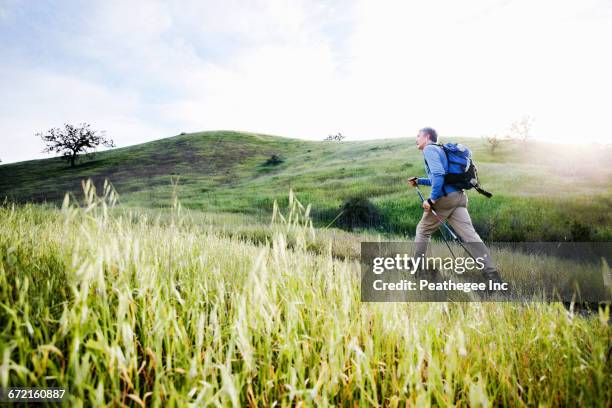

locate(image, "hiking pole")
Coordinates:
413 185 458 259
412 184 478 260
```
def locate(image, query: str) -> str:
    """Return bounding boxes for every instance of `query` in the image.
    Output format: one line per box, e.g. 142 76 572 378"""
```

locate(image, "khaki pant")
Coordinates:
414 191 497 275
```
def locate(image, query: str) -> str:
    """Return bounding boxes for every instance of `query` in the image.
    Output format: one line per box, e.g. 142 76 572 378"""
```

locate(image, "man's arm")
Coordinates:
422 145 446 201
408 176 431 187
417 177 431 186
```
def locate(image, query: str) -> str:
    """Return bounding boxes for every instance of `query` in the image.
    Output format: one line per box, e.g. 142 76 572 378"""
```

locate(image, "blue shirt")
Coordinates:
417 144 461 201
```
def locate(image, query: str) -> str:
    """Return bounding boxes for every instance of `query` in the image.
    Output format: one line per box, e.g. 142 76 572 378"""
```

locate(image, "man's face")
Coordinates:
416 131 429 150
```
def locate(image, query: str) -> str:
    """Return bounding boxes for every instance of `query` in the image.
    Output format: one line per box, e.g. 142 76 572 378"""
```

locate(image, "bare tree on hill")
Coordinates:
325 132 345 141
507 116 534 142
37 123 115 168
484 133 502 154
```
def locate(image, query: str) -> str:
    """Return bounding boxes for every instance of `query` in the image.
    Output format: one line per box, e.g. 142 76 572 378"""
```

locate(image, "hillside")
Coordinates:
1 130 611 240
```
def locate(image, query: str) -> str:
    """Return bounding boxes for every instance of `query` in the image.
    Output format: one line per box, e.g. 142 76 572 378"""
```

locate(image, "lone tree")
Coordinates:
484 134 502 154
37 123 115 168
507 116 534 142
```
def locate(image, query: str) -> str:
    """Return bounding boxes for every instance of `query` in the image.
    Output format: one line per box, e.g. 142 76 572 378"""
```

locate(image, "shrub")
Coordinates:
264 154 285 166
569 220 592 241
336 196 382 230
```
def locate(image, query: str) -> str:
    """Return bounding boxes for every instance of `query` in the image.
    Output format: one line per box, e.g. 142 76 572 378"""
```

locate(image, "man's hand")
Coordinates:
422 198 435 212
407 177 418 187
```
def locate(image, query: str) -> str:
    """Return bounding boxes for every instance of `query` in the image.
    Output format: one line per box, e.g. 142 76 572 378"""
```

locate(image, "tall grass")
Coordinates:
0 182 610 406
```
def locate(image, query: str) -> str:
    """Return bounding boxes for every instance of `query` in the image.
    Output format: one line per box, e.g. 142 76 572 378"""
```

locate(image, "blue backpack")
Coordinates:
430 143 493 198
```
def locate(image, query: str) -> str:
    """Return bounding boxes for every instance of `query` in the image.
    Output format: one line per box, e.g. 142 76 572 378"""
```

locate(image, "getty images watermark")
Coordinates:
371 253 508 293
361 242 612 302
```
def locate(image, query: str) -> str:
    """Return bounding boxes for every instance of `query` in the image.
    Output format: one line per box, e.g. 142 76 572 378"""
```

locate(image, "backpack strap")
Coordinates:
436 144 449 196
474 186 493 198
424 144 448 197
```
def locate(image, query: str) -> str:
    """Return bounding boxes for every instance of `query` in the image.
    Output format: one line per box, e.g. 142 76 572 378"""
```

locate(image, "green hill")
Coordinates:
1 130 611 241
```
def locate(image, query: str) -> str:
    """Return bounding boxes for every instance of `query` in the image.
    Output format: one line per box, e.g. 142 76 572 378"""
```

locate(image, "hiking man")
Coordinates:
408 127 503 284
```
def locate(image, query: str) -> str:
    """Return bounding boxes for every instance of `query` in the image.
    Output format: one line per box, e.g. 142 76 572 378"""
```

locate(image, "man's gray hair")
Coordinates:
419 127 438 143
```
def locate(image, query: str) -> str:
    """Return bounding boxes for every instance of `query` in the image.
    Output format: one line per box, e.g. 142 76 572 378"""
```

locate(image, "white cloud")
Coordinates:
340 0 612 140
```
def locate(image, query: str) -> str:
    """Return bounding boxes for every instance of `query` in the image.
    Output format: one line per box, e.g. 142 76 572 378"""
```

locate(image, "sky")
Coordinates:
1 0 611 163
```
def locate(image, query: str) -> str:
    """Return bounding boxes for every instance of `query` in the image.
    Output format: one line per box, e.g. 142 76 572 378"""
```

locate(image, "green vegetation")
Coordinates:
334 196 382 231
1 131 611 241
1 186 610 406
264 154 285 166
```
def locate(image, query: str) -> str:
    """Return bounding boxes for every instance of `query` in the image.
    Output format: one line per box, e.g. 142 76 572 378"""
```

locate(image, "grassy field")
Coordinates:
1 184 610 406
1 132 611 405
1 131 611 241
